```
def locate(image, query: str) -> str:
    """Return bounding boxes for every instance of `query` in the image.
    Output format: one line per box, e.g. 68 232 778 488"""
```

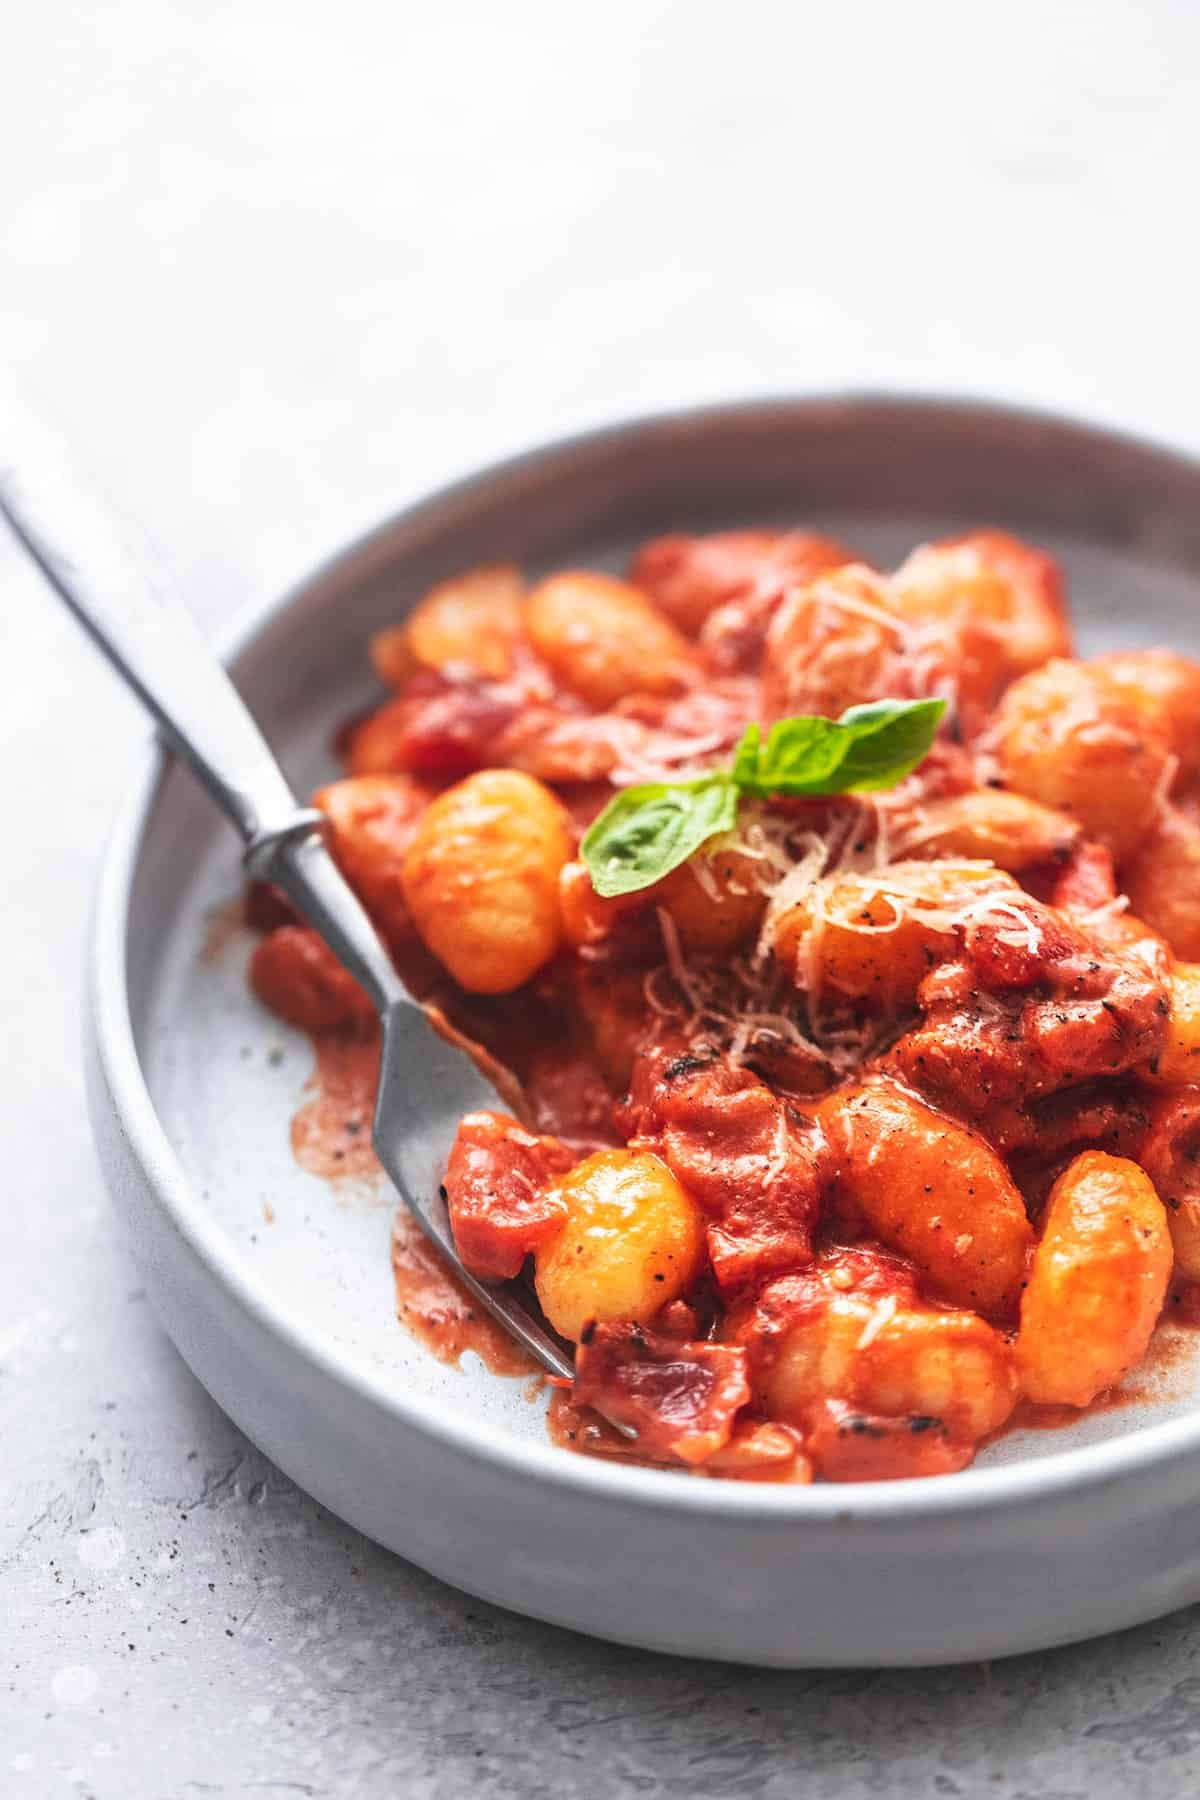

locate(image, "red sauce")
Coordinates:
202 894 252 961
391 1213 533 1376
546 1387 656 1465
289 1024 538 1375
291 1031 382 1182
1008 1395 1139 1433
524 1043 622 1144
1167 1279 1200 1328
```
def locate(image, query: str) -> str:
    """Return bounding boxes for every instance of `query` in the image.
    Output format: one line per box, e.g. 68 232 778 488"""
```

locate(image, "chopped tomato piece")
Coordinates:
620 1044 824 1292
1051 839 1118 914
443 1110 576 1281
573 1321 751 1464
348 674 524 777
244 881 299 934
893 895 1169 1134
249 926 376 1033
313 773 434 947
628 529 856 652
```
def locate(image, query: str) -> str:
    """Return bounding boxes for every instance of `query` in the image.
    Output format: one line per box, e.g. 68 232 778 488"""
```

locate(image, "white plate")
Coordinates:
86 395 1200 1667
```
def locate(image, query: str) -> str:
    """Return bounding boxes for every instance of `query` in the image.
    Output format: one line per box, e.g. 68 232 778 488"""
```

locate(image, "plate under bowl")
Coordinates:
86 395 1200 1667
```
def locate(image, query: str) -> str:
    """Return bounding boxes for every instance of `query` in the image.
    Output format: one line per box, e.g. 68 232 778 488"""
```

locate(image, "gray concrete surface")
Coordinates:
6 3 1200 1793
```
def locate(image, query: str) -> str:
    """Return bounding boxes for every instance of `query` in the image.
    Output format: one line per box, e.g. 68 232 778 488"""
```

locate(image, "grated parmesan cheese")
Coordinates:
640 777 1060 1080
856 1294 898 1350
1151 751 1180 817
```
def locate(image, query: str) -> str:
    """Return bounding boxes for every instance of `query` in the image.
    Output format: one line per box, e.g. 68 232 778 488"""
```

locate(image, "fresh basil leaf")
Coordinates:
581 774 740 898
581 699 944 898
731 721 762 790
735 698 945 796
735 716 848 795
824 697 947 792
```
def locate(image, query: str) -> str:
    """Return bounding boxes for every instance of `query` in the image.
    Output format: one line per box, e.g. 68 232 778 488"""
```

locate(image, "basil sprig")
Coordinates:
581 697 945 898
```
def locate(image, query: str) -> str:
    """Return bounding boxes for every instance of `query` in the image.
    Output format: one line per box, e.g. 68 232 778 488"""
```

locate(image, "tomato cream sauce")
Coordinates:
279 1005 547 1374
282 1015 1200 1472
391 1213 534 1377
201 894 251 962
291 1030 382 1182
546 1387 657 1465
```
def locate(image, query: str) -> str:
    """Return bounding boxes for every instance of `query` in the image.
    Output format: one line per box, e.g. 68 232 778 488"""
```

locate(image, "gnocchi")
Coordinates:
1016 1152 1171 1407
892 789 1079 871
761 565 908 723
1151 962 1200 1085
992 659 1173 858
1094 648 1200 783
370 564 527 684
818 1081 1033 1318
525 571 694 708
892 530 1072 677
751 1250 1018 1455
1141 1092 1200 1280
400 769 570 992
772 860 1018 1010
558 848 764 958
534 1149 706 1342
1122 805 1200 959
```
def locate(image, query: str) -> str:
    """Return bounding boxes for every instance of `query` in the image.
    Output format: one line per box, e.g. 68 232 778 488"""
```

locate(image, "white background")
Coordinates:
4 3 1200 1794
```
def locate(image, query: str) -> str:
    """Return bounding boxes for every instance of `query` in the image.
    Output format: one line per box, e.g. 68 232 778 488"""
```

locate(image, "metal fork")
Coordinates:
0 395 575 1385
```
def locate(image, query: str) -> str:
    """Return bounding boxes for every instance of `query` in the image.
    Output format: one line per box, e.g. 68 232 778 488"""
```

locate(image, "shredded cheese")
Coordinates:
640 772 1061 1080
856 1295 898 1350
1151 751 1180 817
610 728 731 786
1077 893 1131 927
807 582 907 638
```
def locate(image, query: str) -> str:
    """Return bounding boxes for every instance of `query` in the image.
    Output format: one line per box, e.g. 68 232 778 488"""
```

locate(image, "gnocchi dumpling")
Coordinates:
1016 1152 1171 1407
992 659 1173 859
534 1149 706 1343
401 769 570 992
525 571 694 708
819 1081 1033 1318
370 563 527 684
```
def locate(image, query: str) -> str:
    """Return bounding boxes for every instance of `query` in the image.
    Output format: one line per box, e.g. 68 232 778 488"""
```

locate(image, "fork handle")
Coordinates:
0 388 406 1016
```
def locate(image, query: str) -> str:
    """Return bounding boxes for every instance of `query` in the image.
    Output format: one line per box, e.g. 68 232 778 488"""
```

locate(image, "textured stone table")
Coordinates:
5 4 1200 1793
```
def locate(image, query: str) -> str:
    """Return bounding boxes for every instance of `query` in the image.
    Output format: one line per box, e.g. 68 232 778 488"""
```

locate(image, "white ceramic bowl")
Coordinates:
85 395 1200 1667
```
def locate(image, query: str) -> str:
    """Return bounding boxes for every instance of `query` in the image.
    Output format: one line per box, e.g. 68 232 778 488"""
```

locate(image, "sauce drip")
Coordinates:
391 1213 534 1377
291 1031 381 1182
546 1387 651 1465
202 894 251 961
